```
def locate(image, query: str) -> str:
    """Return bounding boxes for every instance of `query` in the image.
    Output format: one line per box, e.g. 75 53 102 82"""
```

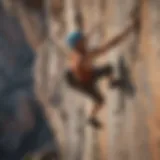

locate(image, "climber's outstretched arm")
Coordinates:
85 19 105 40
88 19 137 59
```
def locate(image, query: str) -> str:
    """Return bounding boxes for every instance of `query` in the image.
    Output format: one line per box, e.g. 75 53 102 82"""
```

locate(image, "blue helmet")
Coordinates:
66 31 84 48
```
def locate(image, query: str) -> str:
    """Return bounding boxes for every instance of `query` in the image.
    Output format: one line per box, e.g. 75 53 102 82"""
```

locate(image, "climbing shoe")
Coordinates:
88 117 103 129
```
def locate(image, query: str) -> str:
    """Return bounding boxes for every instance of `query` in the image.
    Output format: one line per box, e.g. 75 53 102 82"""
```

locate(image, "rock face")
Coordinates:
0 3 58 160
139 1 160 160
1 0 160 160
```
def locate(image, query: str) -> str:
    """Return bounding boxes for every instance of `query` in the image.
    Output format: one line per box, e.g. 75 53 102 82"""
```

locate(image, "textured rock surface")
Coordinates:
0 3 58 160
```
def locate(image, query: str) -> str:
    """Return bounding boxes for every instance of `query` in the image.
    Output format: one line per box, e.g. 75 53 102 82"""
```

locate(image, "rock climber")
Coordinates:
64 18 138 129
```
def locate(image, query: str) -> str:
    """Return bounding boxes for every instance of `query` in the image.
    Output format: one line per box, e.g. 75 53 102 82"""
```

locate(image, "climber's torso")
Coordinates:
69 52 93 83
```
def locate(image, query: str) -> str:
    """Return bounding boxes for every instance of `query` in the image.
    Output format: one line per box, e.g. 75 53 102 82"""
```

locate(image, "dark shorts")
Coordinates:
65 65 113 104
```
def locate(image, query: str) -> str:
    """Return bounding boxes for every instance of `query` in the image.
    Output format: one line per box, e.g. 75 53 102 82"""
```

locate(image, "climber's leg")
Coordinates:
65 70 104 128
88 103 103 129
92 64 113 80
84 86 104 129
90 103 103 119
93 64 125 88
86 87 104 118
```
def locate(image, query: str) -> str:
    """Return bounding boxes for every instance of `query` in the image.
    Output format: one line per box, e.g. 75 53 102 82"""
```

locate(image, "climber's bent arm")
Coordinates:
88 19 136 59
85 19 106 40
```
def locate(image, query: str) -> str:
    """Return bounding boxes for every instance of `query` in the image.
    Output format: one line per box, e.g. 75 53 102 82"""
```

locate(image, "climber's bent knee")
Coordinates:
103 64 113 76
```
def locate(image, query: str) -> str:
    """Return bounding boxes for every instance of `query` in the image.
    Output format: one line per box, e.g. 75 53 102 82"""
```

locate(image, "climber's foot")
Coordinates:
88 117 103 129
109 79 125 89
